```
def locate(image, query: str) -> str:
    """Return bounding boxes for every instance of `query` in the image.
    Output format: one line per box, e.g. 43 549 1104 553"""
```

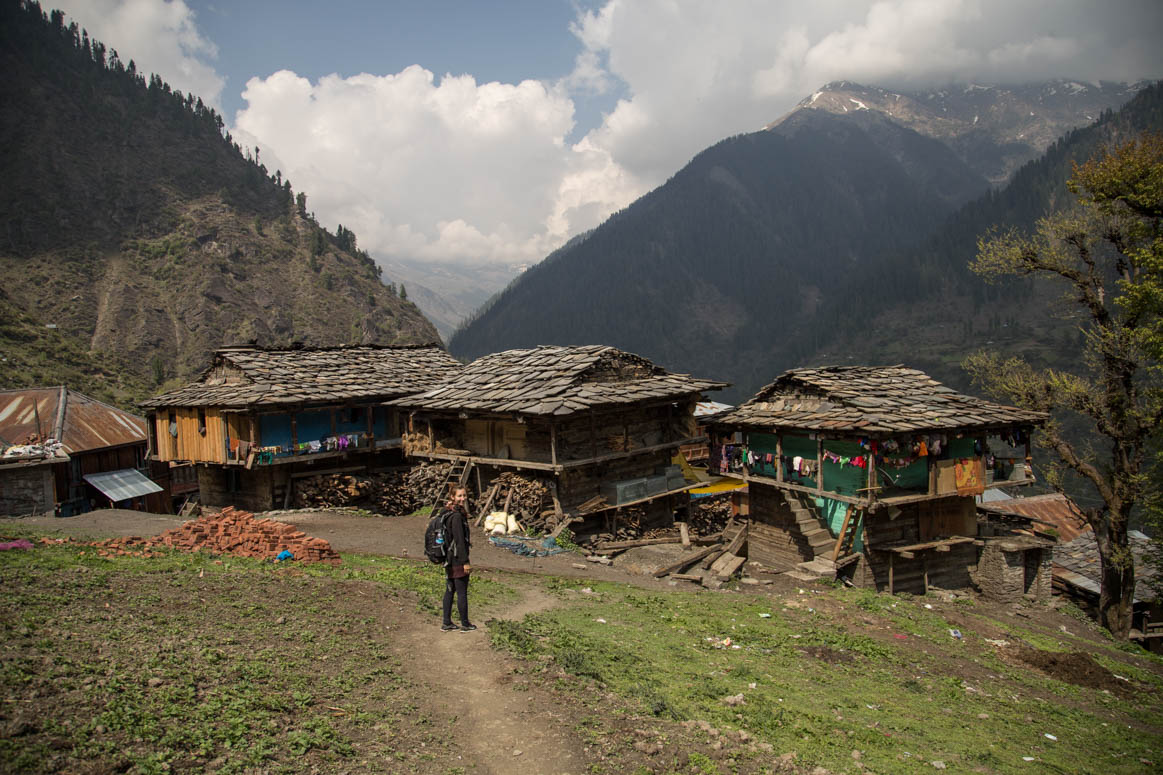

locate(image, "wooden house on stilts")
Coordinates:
141 344 463 511
709 366 1047 594
392 345 727 532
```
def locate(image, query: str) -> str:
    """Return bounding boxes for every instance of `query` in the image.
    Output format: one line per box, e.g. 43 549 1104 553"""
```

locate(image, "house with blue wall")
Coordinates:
141 344 462 511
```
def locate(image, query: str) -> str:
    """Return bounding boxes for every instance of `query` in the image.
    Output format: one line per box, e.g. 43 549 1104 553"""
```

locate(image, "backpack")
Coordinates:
424 510 450 564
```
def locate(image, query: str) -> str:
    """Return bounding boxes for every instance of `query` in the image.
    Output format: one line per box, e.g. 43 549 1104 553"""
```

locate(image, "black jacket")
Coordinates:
443 506 471 566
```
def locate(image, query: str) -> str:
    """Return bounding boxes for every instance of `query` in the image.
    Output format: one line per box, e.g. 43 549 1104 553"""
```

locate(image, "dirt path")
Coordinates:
395 583 586 775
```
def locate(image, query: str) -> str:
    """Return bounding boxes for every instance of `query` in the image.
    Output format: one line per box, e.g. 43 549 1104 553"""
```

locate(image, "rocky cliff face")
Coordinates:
0 1 440 405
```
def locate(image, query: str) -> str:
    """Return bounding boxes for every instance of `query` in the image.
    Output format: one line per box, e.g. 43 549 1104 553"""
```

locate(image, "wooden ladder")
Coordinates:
831 505 860 563
429 458 473 514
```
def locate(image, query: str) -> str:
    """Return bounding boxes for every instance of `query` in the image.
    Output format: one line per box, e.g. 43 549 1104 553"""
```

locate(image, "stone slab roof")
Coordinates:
392 345 727 418
1055 530 1156 603
142 345 462 410
713 365 1046 435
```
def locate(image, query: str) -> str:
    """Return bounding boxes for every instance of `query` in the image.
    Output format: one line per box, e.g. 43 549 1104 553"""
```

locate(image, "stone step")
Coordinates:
797 557 837 575
784 570 822 582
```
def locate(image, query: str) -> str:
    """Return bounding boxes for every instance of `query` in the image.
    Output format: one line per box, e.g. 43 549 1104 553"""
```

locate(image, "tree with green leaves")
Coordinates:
965 135 1163 639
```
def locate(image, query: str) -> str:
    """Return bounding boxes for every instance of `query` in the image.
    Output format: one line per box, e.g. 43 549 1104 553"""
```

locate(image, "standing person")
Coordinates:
441 485 475 632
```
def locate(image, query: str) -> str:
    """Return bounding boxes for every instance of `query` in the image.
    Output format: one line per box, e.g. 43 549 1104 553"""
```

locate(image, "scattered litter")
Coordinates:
931 761 946 769
1114 674 1131 682
924 604 934 609
798 589 805 594
949 629 963 640
893 634 908 640
985 638 1009 647
706 636 734 649
276 549 294 561
595 618 607 624
759 613 772 618
749 682 757 689
581 587 594 595
1044 734 1057 741
0 539 34 551
1022 756 1036 761
1059 625 1070 634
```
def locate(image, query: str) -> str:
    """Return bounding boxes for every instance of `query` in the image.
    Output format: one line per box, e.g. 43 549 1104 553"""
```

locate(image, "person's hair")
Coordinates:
445 484 467 509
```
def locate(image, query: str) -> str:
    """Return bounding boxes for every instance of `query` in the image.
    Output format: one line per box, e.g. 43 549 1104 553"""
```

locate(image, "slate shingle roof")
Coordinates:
141 345 462 409
392 345 727 417
714 365 1045 434
1055 530 1156 603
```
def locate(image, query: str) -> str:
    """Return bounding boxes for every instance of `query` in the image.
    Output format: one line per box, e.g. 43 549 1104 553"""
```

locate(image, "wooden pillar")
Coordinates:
888 551 894 595
249 415 257 444
590 410 597 460
923 554 930 594
427 419 434 452
776 432 784 483
291 412 298 450
815 436 824 496
550 423 558 468
867 440 877 505
366 406 374 442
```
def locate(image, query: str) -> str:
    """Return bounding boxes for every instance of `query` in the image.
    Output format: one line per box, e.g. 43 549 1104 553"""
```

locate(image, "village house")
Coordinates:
980 492 1162 648
391 345 727 530
140 344 463 512
708 366 1047 595
0 387 167 516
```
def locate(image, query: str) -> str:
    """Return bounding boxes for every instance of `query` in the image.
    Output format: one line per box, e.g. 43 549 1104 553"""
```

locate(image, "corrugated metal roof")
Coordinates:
713 365 1046 434
392 345 728 418
83 469 163 502
0 387 146 455
980 493 1089 542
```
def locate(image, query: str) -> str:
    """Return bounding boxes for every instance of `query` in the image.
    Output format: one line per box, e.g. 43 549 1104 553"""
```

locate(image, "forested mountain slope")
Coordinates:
0 0 439 407
451 80 1158 402
451 109 990 400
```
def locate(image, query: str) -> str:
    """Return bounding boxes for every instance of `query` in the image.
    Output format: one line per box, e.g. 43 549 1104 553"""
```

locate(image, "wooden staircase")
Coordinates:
428 458 474 514
781 491 860 581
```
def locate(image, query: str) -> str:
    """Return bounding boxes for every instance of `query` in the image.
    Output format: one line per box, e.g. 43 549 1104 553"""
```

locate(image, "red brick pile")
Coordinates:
93 506 342 565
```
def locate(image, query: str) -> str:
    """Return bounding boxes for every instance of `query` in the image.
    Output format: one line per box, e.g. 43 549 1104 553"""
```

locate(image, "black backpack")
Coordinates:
424 510 450 564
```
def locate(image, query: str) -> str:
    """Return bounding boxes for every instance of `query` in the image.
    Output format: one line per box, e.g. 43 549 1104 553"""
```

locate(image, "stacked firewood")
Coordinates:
478 472 560 532
291 462 456 515
688 497 733 535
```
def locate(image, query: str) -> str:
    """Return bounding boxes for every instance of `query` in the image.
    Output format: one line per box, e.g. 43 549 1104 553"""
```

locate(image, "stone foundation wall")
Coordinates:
197 466 289 513
973 542 1052 603
0 466 55 516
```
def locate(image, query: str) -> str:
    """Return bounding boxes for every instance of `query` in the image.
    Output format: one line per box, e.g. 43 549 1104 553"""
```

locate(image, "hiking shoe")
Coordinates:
441 622 459 631
459 623 478 632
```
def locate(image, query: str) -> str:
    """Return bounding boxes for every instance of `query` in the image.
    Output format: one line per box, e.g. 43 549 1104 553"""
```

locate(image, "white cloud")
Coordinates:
59 0 223 109
50 0 1163 274
233 66 589 266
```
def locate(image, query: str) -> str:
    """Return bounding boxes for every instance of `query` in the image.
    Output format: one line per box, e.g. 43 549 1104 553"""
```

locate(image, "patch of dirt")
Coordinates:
799 645 855 664
1007 647 1135 694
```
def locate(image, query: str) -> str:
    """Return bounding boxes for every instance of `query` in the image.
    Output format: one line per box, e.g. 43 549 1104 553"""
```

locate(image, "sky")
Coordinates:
52 0 1163 273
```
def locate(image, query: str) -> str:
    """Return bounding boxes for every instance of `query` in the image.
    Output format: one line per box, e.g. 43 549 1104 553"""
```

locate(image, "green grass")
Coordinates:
489 582 1163 774
0 539 508 774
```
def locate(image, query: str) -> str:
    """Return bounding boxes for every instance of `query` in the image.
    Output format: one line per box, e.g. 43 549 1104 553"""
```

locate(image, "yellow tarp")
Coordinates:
671 452 712 483
689 479 748 495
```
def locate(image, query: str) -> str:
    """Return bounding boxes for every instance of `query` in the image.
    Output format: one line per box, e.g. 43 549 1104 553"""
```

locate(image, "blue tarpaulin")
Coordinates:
488 535 567 557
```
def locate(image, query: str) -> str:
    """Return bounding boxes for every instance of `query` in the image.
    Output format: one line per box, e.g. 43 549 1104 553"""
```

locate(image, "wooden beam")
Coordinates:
816 436 823 496
550 423 558 468
678 521 691 547
653 543 722 578
474 484 499 526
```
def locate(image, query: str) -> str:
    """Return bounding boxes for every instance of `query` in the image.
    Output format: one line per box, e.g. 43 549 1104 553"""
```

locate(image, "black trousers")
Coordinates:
443 573 470 626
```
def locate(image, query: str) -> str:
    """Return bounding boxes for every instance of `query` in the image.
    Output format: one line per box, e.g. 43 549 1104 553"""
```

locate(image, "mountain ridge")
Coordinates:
0 0 439 407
